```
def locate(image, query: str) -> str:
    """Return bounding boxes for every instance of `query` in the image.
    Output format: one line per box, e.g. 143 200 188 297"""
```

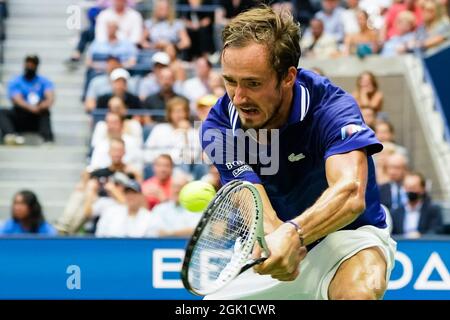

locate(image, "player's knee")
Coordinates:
330 280 386 300
331 286 375 300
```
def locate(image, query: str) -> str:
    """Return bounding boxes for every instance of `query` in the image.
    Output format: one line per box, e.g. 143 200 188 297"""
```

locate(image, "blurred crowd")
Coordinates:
0 0 449 238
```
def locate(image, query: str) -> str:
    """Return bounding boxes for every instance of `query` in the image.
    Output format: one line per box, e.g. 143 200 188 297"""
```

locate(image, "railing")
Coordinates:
90 108 167 125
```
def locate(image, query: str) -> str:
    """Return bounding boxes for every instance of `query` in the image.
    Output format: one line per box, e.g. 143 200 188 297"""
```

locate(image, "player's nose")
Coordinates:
232 85 248 106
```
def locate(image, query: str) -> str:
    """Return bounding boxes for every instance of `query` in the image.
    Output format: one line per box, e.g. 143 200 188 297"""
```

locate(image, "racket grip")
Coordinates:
240 257 267 274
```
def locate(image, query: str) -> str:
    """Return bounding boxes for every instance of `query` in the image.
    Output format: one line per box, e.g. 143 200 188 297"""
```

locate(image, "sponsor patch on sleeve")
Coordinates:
341 124 366 140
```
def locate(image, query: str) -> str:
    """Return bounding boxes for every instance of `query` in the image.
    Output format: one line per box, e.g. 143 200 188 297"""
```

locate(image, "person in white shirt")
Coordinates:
181 56 212 114
301 18 339 59
342 0 361 35
89 112 144 173
95 0 143 45
96 175 153 237
146 173 202 237
144 96 202 168
91 96 143 145
56 141 142 234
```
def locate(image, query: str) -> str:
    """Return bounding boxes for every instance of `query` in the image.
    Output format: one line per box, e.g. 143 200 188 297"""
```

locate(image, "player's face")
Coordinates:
222 43 293 130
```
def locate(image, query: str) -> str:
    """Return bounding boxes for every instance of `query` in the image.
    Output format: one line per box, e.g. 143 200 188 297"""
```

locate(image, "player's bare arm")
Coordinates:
254 149 368 280
294 149 368 245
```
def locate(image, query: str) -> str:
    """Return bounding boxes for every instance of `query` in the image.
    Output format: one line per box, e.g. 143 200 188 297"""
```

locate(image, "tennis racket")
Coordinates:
181 180 270 296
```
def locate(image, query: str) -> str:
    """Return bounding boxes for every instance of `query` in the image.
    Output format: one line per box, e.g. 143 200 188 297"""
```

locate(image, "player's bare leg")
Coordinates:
328 246 387 300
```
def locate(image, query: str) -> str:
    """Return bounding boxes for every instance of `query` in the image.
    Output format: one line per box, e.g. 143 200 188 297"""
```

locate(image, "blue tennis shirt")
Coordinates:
201 68 386 233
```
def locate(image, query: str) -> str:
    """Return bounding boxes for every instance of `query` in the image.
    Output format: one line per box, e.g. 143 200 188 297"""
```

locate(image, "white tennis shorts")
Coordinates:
204 224 397 300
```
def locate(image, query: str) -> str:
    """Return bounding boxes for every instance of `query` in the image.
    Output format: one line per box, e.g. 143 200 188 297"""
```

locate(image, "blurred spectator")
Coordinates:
343 10 380 57
414 0 450 52
95 175 152 237
360 106 377 130
374 141 397 185
214 0 255 53
182 56 212 113
144 97 202 166
383 0 423 41
0 0 8 20
201 164 222 191
89 113 143 172
314 0 346 43
147 173 202 237
391 171 443 237
82 171 127 233
165 43 188 82
142 67 185 117
140 0 191 51
195 94 218 121
0 55 55 145
95 0 143 45
86 20 137 72
55 138 141 234
342 0 360 35
91 97 143 145
379 153 409 212
0 190 57 236
375 119 409 157
352 71 384 112
310 66 326 76
181 0 215 60
138 51 183 101
271 0 296 16
208 70 226 97
381 10 417 56
85 56 121 112
359 0 392 30
96 68 141 109
301 18 339 59
142 154 174 209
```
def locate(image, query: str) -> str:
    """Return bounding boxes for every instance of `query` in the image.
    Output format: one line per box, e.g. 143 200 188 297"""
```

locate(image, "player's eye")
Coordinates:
224 78 237 86
247 81 261 88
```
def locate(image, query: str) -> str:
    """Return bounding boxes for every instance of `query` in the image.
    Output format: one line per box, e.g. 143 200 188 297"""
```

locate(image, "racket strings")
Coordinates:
188 186 257 293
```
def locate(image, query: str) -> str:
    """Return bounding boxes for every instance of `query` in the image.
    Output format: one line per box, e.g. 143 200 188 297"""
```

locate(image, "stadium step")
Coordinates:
0 181 77 203
0 163 85 181
0 71 85 87
5 22 79 36
0 146 87 163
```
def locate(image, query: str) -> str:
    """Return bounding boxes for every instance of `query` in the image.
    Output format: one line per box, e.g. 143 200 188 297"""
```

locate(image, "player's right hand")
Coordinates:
254 223 307 281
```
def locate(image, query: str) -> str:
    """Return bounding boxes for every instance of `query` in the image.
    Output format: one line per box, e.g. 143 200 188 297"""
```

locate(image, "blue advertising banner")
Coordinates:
0 238 448 300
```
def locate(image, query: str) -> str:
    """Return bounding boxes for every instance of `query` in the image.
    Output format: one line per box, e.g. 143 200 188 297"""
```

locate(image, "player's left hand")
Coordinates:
254 223 307 281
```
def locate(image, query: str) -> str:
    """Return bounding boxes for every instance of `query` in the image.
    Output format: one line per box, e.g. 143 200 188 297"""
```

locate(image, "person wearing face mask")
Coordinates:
391 171 443 238
0 55 55 145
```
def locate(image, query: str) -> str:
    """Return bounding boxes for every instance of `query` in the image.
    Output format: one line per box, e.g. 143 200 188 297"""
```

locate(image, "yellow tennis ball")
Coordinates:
179 181 216 212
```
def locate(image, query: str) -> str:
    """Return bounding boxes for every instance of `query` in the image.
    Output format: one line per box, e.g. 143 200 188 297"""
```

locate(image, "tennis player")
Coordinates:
200 6 397 300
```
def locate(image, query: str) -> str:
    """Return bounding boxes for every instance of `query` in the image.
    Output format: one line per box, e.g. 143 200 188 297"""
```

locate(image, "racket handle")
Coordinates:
240 257 267 274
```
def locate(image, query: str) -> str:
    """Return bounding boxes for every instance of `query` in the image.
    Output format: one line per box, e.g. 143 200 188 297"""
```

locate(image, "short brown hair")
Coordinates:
222 5 301 82
406 171 427 188
165 96 190 123
155 154 174 167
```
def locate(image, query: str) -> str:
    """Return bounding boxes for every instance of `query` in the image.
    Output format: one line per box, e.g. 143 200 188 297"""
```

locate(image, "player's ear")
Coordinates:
282 67 297 88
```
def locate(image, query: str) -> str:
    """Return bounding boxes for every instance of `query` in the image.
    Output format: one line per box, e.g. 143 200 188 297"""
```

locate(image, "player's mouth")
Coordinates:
238 106 260 118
